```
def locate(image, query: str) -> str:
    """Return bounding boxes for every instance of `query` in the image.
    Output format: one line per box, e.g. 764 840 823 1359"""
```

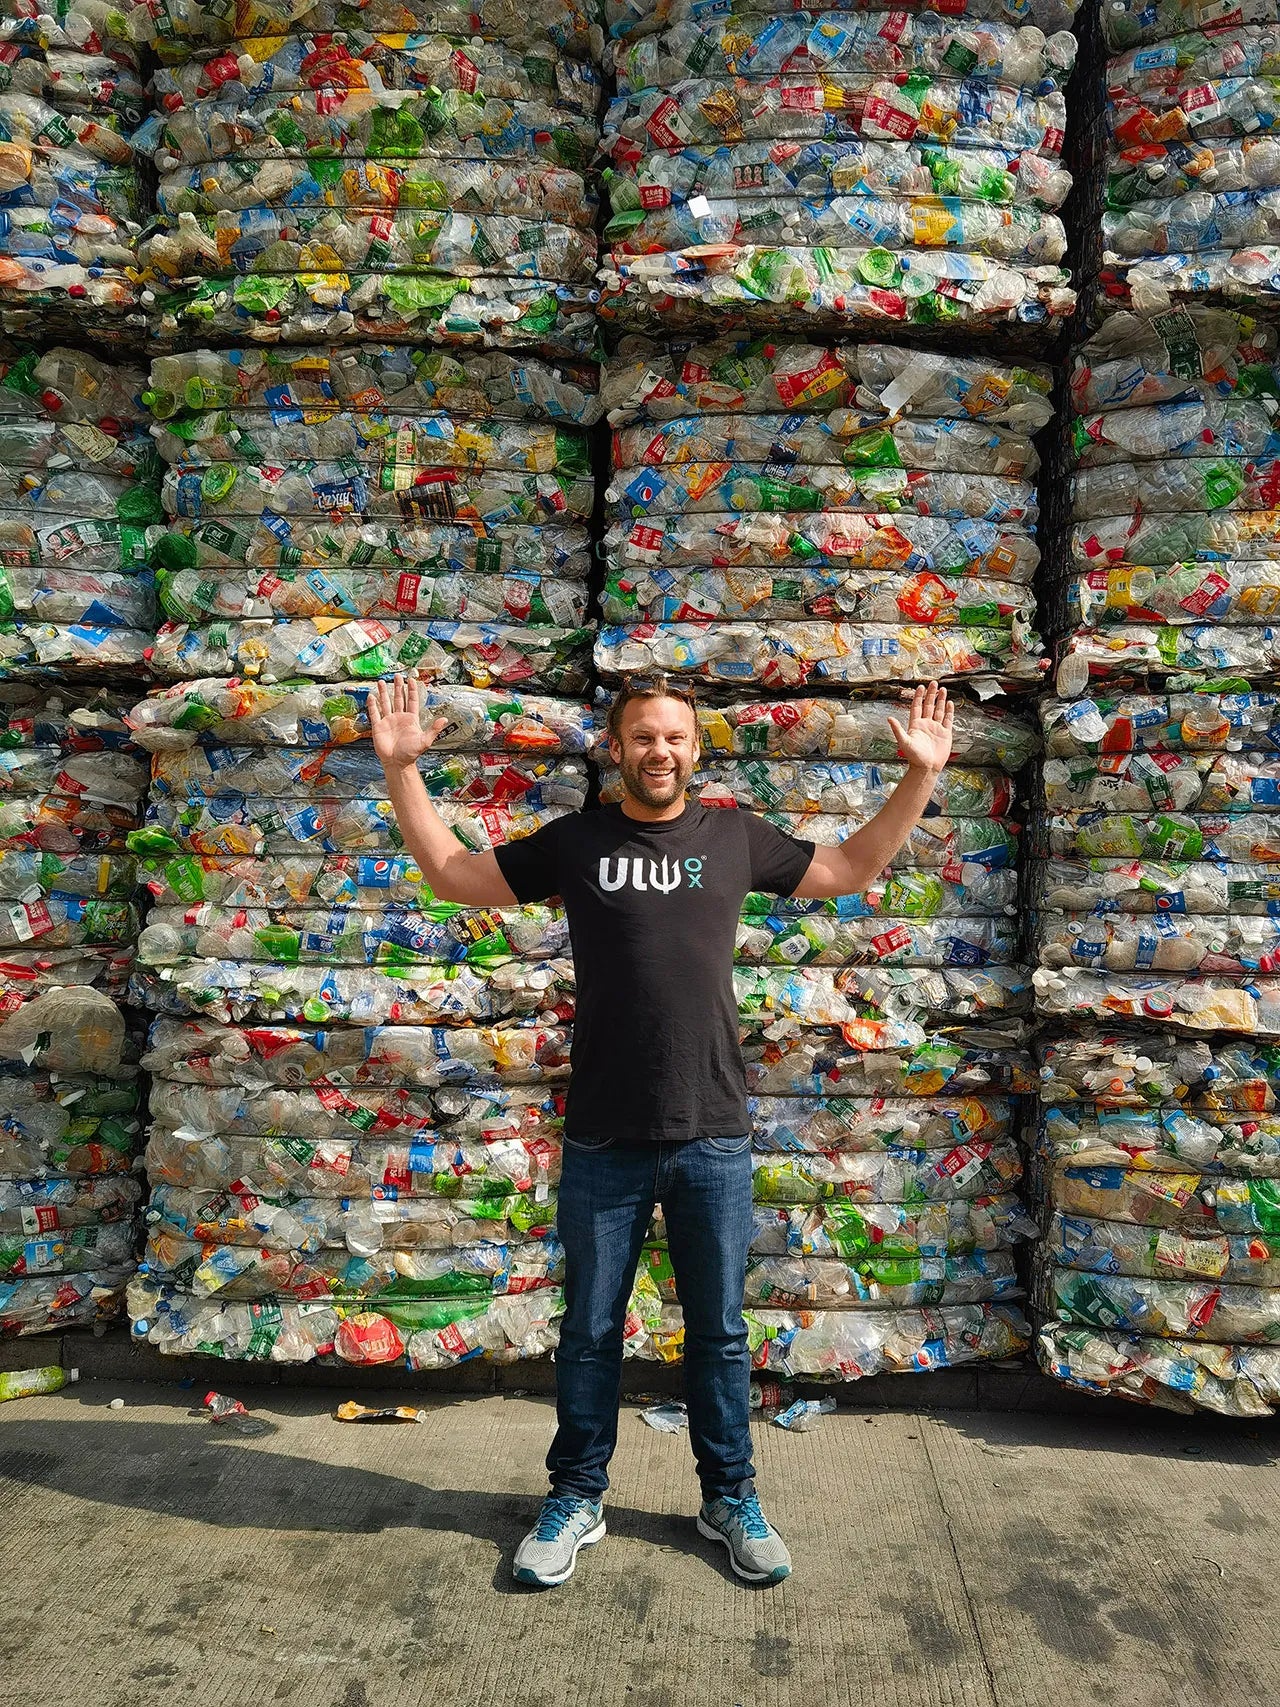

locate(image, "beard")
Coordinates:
617 746 695 809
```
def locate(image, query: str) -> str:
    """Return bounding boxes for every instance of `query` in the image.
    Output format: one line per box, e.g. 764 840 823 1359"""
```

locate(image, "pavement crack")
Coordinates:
917 1417 1001 1707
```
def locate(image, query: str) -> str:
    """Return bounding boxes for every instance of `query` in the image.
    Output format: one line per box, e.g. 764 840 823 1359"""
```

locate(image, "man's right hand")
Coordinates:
367 673 448 772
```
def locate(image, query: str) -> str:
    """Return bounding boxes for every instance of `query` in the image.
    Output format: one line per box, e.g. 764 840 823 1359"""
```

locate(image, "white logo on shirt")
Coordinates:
598 856 705 894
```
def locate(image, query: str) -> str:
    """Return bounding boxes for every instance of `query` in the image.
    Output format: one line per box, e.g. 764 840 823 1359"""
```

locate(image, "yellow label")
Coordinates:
911 202 954 246
793 365 847 406
1105 568 1134 609
244 33 286 62
1155 1229 1230 1279
918 98 958 144
297 272 350 298
1238 583 1280 616
699 710 734 751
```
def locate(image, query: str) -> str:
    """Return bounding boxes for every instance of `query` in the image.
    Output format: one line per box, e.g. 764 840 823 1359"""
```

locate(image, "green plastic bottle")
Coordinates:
0 1366 78 1404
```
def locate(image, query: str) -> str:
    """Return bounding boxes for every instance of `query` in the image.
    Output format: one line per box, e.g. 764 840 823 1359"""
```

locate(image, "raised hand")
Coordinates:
366 673 447 772
886 681 955 775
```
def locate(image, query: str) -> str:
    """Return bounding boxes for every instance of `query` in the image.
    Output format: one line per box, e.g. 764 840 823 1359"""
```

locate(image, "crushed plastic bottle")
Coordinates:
0 1365 78 1402
772 1396 837 1430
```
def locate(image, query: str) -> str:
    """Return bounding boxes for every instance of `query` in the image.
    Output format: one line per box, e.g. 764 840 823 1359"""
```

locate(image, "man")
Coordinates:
369 671 955 1588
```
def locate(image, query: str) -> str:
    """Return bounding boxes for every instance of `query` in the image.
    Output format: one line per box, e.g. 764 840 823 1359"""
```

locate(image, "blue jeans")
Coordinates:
547 1133 756 1505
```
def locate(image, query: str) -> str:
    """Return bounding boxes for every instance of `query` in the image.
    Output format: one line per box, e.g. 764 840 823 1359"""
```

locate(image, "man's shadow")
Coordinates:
0 1418 728 1593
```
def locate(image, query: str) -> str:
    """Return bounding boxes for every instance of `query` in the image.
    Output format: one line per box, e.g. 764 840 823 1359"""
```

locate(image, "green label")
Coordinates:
247 1300 283 1359
1203 462 1245 510
1153 310 1201 381
164 858 206 903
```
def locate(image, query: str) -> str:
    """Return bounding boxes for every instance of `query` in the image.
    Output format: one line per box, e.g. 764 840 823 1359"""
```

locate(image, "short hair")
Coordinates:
606 673 698 742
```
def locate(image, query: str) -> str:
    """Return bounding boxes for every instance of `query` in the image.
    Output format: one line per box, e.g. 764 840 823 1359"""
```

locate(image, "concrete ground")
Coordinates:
1 1383 1275 1707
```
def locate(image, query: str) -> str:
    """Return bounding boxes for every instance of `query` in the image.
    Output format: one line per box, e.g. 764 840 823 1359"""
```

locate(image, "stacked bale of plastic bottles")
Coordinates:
1032 688 1280 1414
0 0 149 342
596 339 1050 691
597 0 1078 340
124 679 594 1367
593 691 1041 1378
0 342 159 675
0 343 158 1336
1030 309 1280 1413
1045 307 1280 707
142 344 597 691
130 0 603 354
0 678 150 1337
1087 0 1280 319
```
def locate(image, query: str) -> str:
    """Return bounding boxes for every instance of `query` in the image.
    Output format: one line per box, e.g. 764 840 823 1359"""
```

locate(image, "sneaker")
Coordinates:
697 1493 792 1584
513 1495 606 1587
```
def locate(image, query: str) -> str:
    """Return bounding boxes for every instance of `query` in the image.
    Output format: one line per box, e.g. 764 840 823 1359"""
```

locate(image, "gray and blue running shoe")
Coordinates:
513 1495 606 1587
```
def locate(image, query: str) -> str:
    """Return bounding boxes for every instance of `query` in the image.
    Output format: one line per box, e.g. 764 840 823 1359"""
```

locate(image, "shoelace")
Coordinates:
534 1495 591 1542
727 1494 771 1541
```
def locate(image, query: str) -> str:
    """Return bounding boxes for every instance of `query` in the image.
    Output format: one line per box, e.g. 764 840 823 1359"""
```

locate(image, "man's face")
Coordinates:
609 695 699 809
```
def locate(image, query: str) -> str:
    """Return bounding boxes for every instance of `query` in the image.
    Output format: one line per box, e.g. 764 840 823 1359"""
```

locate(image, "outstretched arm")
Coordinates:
792 682 956 900
367 674 518 906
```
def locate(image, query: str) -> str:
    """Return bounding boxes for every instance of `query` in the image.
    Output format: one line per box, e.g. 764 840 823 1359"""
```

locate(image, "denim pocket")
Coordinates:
705 1133 752 1155
562 1133 620 1152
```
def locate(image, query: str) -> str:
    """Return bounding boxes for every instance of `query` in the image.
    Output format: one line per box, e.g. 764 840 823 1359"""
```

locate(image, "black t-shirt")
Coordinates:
494 802 814 1142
